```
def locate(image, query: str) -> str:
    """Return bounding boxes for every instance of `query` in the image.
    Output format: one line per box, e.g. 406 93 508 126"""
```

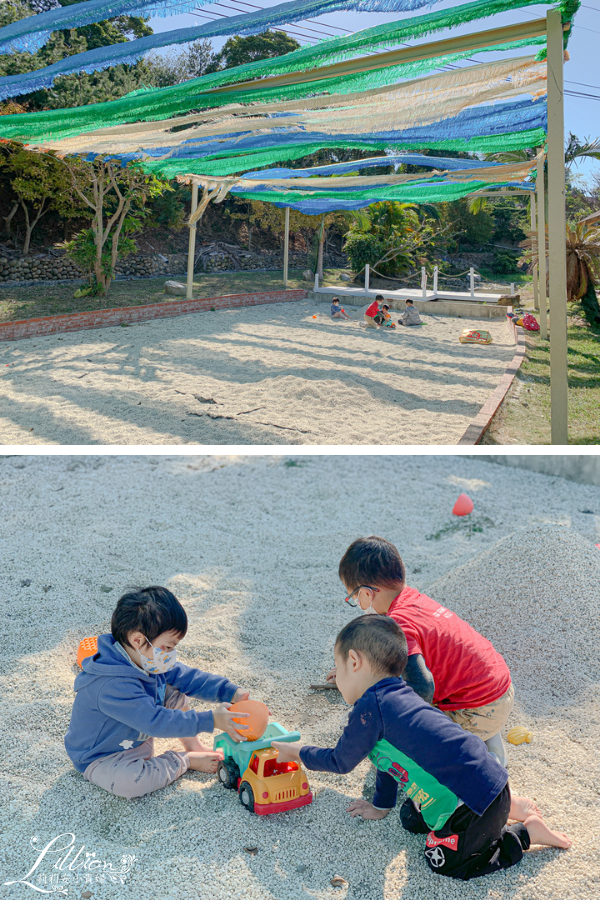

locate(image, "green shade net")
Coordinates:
0 0 576 143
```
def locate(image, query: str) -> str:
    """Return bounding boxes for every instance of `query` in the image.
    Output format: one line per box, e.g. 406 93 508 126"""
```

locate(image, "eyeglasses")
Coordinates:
344 585 380 608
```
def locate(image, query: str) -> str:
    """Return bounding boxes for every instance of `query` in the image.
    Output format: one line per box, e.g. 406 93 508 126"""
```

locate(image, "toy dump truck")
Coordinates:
214 722 313 815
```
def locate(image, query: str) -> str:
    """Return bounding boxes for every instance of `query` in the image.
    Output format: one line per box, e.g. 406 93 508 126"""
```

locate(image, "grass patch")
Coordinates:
0 269 339 324
482 311 600 444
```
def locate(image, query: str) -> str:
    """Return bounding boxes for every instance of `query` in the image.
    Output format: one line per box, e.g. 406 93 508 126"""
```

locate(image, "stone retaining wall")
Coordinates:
0 289 307 342
0 249 346 284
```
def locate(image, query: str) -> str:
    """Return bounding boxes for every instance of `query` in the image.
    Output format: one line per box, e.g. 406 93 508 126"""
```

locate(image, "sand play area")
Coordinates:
0 300 515 445
1 454 599 900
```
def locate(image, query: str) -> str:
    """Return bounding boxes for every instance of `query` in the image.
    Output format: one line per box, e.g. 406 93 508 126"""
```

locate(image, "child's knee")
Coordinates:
400 798 429 834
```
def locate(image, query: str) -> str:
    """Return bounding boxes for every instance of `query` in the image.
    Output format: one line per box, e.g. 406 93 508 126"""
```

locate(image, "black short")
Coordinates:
400 784 530 880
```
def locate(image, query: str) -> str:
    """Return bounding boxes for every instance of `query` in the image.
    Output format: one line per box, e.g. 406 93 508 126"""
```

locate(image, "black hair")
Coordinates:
335 616 407 677
406 299 414 305
382 304 390 310
111 586 188 647
375 294 385 301
339 536 405 590
332 297 340 303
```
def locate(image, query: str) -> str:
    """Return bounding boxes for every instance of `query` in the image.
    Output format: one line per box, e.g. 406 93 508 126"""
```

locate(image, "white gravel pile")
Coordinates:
0 300 514 445
1 455 599 900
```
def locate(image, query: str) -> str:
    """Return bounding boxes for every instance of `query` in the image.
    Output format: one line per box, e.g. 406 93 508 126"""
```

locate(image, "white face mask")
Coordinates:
138 640 177 674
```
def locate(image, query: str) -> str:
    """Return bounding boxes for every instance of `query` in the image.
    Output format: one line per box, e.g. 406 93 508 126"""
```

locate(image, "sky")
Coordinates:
147 0 600 187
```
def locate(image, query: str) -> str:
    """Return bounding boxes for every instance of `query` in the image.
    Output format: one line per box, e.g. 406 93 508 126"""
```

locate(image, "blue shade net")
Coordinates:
239 153 518 178
0 0 445 55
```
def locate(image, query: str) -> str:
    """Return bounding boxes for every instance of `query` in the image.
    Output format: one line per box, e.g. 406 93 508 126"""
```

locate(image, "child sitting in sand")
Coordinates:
64 586 249 799
327 536 513 766
331 298 352 320
274 617 570 880
364 295 386 328
399 299 422 326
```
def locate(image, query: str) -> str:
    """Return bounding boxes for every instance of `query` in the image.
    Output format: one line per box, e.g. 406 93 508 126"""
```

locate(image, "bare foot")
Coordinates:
186 751 224 774
524 815 572 849
509 795 541 822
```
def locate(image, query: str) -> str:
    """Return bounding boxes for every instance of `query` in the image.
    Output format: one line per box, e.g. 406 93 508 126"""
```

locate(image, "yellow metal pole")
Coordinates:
546 8 569 444
283 206 290 287
530 191 539 311
536 153 547 340
186 181 199 300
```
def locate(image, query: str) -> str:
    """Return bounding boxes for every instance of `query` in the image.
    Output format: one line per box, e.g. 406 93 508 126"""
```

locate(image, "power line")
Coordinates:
565 89 600 102
566 78 600 90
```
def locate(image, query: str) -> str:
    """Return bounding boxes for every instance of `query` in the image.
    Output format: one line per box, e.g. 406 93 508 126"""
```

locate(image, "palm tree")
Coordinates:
565 222 600 322
521 222 600 323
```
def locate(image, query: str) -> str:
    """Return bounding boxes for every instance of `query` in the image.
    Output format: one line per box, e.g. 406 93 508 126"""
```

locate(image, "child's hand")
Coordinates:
213 703 249 741
232 688 250 703
271 740 303 762
326 667 337 684
347 799 390 820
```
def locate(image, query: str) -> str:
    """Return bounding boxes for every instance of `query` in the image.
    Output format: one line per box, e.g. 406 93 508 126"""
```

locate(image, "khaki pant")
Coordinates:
83 685 190 799
441 683 514 742
364 314 379 328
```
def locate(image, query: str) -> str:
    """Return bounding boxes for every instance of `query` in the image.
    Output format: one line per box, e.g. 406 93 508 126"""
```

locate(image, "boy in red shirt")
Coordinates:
364 295 387 328
327 536 513 766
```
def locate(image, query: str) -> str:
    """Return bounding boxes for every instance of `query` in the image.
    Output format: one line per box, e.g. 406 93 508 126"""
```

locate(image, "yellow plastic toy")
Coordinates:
237 747 312 814
507 726 533 745
77 636 98 667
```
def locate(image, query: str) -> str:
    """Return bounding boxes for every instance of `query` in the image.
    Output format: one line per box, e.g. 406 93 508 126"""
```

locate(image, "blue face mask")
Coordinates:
138 640 177 674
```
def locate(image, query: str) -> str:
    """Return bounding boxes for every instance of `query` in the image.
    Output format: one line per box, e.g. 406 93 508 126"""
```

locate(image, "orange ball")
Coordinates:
452 493 474 516
229 700 269 741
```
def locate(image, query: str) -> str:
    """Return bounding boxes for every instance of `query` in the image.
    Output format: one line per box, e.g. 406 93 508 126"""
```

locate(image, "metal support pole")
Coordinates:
536 152 548 339
283 206 290 288
546 9 569 444
421 266 427 299
530 192 539 311
511 282 516 297
186 182 199 300
314 272 319 290
469 267 475 298
433 265 438 296
365 264 370 292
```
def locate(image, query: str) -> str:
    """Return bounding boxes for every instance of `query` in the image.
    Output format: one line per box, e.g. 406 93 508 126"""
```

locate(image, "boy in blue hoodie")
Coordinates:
65 586 250 799
273 617 570 880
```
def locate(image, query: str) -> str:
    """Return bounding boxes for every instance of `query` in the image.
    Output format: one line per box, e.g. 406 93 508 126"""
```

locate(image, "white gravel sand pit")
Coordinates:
2 454 599 900
0 300 514 445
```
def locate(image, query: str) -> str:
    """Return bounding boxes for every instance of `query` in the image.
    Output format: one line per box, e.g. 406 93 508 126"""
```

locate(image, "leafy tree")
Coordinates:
60 158 169 294
439 198 494 251
344 201 440 279
0 144 85 253
143 40 217 88
214 31 300 70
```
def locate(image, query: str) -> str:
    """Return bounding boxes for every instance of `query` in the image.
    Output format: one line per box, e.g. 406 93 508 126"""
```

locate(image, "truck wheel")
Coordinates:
238 781 255 813
217 759 240 790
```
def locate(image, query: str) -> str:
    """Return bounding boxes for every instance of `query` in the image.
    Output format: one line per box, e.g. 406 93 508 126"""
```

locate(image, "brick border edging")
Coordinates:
457 317 526 445
0 289 307 343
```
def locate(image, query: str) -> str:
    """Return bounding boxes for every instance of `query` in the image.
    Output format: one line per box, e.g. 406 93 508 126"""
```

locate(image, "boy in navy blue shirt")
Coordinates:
273 617 570 880
65 586 250 799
